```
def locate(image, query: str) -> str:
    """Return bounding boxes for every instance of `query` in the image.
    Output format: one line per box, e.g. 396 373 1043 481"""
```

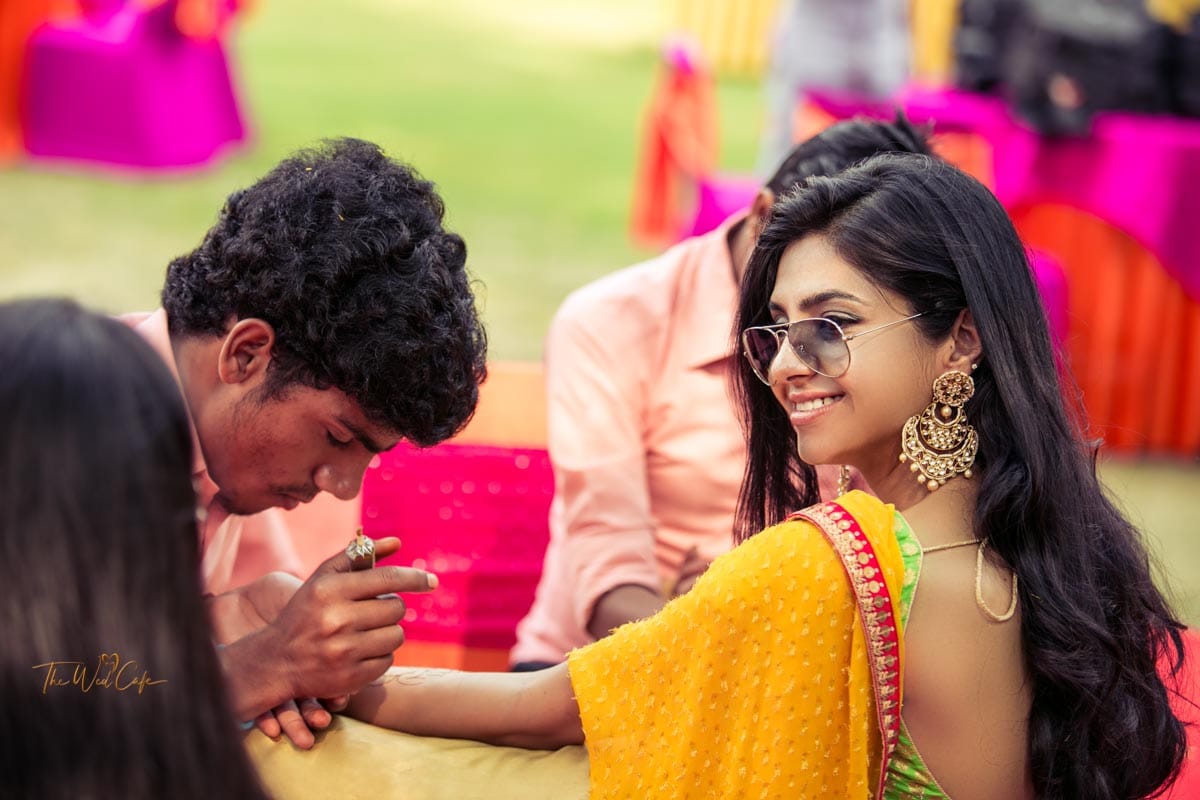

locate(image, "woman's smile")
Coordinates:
786 392 844 426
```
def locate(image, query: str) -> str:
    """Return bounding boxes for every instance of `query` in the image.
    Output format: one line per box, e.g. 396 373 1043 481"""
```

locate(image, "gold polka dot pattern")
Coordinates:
567 491 905 799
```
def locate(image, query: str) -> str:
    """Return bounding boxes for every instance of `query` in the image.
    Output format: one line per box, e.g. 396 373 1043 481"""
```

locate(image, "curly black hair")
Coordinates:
162 138 487 446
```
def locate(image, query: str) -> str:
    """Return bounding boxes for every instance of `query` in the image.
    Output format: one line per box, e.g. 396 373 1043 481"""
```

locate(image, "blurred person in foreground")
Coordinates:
121 137 488 747
0 298 271 800
511 114 932 670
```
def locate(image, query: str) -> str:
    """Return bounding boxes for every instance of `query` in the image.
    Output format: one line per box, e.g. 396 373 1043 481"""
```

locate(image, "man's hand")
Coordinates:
209 571 303 645
208 571 319 746
209 572 353 747
671 547 711 599
219 537 437 743
587 584 664 640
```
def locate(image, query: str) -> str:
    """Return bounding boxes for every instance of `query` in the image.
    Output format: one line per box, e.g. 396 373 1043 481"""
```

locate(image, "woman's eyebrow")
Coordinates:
796 290 865 311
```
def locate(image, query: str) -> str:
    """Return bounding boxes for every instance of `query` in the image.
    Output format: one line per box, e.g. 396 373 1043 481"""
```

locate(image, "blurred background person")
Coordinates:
756 0 910 174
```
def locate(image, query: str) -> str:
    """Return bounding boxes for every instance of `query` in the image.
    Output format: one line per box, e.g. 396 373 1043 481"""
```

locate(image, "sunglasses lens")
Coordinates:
787 318 849 377
742 319 850 381
742 328 780 382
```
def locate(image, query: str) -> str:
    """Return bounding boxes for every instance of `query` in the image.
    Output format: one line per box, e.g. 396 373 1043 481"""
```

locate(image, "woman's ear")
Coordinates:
216 318 276 386
943 308 983 373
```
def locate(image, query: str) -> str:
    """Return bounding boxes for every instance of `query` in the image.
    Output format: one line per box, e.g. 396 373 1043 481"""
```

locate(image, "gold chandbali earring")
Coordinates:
899 369 978 492
836 464 852 497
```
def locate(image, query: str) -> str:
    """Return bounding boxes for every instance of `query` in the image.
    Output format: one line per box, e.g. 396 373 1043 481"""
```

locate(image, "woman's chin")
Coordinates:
795 437 838 468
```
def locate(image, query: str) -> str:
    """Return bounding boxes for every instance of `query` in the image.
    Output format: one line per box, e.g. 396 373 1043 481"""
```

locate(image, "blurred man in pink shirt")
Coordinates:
512 116 932 668
128 138 487 746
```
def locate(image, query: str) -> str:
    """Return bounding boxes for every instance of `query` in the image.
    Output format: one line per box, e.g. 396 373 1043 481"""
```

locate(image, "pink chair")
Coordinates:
21 0 245 169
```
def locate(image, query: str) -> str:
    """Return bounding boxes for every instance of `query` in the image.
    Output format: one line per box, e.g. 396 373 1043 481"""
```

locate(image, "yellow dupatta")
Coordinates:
568 490 906 799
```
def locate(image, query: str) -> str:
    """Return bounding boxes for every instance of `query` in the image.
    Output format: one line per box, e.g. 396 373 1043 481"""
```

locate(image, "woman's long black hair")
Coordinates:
732 154 1186 799
0 299 271 799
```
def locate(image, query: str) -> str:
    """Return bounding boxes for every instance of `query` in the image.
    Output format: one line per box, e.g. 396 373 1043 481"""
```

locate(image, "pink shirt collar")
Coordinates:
678 211 746 369
121 309 217 505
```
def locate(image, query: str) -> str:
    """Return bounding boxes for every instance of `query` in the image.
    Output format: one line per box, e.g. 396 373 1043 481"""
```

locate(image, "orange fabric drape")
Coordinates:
629 56 718 248
172 0 252 40
135 0 252 39
1013 205 1200 456
0 0 78 162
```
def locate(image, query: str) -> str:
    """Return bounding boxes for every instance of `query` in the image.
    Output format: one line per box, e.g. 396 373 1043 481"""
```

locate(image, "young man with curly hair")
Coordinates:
123 138 488 747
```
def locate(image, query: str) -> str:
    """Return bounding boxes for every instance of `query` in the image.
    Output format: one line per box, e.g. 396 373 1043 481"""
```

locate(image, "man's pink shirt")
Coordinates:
514 216 750 664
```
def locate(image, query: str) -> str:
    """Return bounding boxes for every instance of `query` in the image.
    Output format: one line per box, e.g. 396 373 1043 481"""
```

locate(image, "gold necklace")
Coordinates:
920 537 1019 623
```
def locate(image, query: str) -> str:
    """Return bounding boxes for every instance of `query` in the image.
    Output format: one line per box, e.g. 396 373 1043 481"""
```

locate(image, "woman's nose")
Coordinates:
767 334 814 385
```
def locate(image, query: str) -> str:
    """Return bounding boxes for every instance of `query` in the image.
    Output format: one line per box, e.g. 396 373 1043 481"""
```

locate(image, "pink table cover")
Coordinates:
361 442 553 651
895 87 1200 305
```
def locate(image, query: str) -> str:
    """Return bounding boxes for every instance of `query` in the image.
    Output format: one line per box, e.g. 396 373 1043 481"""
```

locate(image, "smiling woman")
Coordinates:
732 153 1188 799
0 298 271 800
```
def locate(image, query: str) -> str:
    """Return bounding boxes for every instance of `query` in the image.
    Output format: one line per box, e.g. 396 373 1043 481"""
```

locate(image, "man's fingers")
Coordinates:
311 536 402 578
351 594 408 631
303 654 396 701
352 624 408 662
358 654 398 686
336 565 438 600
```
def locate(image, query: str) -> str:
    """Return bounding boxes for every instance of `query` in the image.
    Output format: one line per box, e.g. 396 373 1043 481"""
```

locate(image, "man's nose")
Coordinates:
313 463 364 501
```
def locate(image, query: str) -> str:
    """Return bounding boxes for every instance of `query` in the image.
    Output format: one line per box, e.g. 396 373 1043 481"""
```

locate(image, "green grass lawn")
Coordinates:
1 0 1196 623
0 0 763 354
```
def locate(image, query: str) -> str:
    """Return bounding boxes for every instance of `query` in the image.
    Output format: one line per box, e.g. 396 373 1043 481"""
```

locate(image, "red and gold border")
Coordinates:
791 501 902 798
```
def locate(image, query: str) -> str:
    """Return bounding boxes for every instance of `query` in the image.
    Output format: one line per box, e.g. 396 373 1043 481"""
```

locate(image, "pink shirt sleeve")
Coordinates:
545 296 665 634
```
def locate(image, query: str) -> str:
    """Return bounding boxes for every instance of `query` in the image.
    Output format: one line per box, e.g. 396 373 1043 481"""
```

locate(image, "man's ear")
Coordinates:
216 318 276 386
942 308 983 373
749 188 776 240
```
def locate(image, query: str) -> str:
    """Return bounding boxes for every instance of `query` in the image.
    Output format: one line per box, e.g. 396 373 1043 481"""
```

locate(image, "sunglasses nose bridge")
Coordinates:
771 323 819 378
760 327 792 382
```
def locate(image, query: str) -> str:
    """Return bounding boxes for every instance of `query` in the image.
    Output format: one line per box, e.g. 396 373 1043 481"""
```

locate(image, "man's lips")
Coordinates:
277 491 316 510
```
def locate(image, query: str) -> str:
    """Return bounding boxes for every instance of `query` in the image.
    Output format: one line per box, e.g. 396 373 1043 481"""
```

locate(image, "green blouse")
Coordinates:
882 513 954 800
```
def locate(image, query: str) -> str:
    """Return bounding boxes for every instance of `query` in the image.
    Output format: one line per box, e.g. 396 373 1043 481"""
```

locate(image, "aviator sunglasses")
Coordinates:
741 313 924 384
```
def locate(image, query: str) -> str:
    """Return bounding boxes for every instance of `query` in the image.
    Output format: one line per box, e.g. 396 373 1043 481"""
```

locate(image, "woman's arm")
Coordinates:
343 662 583 750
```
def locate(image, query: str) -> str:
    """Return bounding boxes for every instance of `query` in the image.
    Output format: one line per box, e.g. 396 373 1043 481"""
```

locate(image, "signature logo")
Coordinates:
32 652 167 695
